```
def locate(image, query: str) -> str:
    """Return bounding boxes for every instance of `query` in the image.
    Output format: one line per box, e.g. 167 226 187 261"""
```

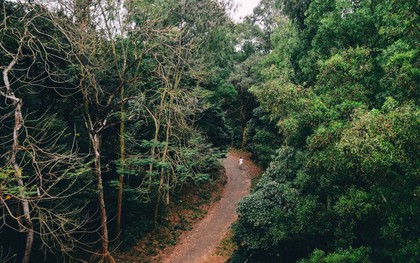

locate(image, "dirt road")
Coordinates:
160 152 252 263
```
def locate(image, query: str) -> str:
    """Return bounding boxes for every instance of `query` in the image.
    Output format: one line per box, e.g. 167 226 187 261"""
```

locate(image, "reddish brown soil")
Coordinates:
115 150 262 263
155 151 257 263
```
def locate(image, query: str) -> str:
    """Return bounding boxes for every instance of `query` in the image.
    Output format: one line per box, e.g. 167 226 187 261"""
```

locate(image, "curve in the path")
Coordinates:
161 153 251 263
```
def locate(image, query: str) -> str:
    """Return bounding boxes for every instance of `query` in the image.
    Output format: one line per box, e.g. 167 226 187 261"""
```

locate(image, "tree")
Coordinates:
228 54 261 150
131 0 234 223
1 3 91 262
46 0 141 260
232 0 420 262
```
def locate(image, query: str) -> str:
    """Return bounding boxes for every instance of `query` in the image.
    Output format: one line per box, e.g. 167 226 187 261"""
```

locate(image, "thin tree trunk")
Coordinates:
145 88 167 195
4 56 34 263
17 168 34 263
12 101 34 263
92 133 115 262
154 95 172 225
21 221 34 263
148 116 160 193
166 173 170 206
116 86 125 244
241 126 247 152
327 194 331 211
154 170 165 225
154 130 170 225
240 104 246 151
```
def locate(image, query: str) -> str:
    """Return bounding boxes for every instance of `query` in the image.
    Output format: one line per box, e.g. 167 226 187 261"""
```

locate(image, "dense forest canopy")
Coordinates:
0 0 418 262
232 0 419 262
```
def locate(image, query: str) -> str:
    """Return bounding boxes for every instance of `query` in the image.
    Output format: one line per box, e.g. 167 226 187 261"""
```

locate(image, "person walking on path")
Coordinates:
239 157 244 169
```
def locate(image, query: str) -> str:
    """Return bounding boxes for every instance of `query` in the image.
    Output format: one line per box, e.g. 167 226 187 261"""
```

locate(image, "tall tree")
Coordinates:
47 0 141 260
232 0 419 262
1 3 90 262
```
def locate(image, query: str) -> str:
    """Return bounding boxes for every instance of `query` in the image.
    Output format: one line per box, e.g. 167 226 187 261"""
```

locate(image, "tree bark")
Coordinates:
154 95 172 225
116 85 125 244
240 104 246 151
13 101 34 263
21 220 34 263
146 105 161 194
92 133 114 262
3 50 34 263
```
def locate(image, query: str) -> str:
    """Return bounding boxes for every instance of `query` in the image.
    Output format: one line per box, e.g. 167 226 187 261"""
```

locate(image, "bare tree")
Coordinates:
137 0 231 223
1 26 33 263
1 3 91 262
44 0 162 259
2 0 232 262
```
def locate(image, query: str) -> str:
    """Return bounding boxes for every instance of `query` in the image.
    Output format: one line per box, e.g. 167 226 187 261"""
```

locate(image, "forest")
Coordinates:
0 0 418 263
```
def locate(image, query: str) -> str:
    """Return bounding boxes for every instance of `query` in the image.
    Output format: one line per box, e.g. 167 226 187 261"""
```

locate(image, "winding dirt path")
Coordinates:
160 152 252 263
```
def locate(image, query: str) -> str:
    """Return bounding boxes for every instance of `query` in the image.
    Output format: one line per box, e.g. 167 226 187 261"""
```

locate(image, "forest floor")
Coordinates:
115 150 262 263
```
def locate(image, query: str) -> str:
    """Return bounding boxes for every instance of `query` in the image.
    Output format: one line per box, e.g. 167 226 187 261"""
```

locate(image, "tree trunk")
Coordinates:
240 104 246 151
166 173 171 206
145 89 166 194
148 116 160 193
21 221 34 263
154 134 170 225
154 95 172 225
2 42 34 263
327 194 331 211
92 133 115 262
241 126 247 152
11 99 34 263
154 169 165 225
116 86 125 244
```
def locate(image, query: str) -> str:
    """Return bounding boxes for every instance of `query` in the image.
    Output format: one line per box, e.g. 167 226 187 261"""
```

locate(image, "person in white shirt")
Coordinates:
239 157 244 169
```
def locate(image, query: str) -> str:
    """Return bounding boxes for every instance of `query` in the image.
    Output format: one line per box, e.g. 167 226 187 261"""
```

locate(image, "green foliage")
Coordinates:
248 129 279 167
105 183 155 249
299 247 372 263
379 40 419 103
334 187 375 220
233 0 420 262
1 0 418 261
1 0 235 261
172 133 225 183
197 107 233 147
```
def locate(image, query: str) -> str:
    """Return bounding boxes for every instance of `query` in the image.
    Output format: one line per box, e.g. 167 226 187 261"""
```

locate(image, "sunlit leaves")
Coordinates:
299 247 372 263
